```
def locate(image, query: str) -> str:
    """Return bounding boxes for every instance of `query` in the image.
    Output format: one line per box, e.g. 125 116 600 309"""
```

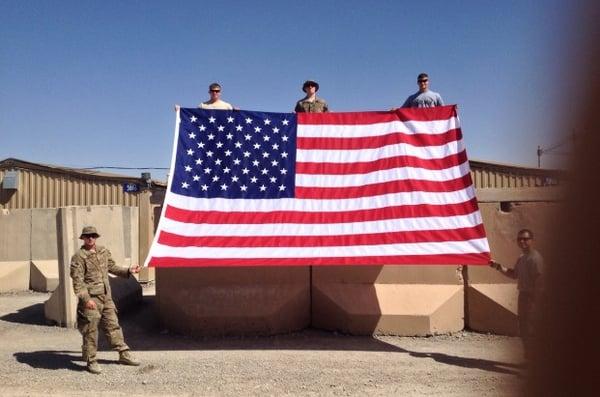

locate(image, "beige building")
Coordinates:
0 157 166 209
0 158 166 289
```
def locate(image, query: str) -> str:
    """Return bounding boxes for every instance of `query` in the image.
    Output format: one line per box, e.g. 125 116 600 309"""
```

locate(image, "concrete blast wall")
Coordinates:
156 198 558 336
0 206 139 293
156 267 309 336
312 266 464 336
465 202 559 335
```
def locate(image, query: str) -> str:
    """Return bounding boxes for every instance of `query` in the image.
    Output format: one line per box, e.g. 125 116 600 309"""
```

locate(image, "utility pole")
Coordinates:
537 132 576 168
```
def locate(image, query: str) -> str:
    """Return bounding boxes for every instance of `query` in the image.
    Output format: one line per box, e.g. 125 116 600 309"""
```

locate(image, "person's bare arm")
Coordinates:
489 260 518 279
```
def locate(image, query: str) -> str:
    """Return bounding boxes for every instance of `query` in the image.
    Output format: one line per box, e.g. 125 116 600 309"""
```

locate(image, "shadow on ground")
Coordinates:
13 350 117 371
0 303 48 326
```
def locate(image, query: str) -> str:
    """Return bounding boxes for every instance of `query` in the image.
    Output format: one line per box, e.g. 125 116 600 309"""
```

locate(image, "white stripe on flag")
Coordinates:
297 117 461 138
296 140 465 163
159 212 484 237
150 238 490 259
165 187 477 212
295 161 471 187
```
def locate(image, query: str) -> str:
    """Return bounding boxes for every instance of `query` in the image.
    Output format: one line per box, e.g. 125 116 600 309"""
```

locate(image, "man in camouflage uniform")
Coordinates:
70 226 141 374
490 229 544 361
295 80 329 113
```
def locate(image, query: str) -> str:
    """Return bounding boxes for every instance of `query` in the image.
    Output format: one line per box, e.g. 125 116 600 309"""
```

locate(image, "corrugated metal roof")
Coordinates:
0 158 167 187
469 158 564 176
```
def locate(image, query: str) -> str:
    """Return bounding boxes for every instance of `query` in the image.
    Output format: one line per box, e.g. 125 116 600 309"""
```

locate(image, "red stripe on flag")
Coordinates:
164 198 479 225
296 150 468 175
148 252 491 267
298 105 457 125
297 129 462 150
158 224 487 248
296 174 473 199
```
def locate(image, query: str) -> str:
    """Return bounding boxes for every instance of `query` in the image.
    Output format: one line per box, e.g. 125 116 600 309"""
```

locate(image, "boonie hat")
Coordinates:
79 226 100 239
302 80 319 92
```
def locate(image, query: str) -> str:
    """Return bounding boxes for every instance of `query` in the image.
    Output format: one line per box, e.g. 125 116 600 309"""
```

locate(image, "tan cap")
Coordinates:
79 226 100 239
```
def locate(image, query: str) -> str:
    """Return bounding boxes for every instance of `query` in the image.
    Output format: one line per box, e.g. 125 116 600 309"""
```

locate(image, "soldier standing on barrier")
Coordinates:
295 80 329 113
70 226 141 374
399 73 444 108
490 228 545 362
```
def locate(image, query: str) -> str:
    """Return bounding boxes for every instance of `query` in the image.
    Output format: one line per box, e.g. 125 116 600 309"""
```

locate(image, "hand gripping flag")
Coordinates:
146 106 490 267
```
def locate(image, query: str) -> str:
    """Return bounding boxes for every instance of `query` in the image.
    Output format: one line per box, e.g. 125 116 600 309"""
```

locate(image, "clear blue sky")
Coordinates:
0 1 577 180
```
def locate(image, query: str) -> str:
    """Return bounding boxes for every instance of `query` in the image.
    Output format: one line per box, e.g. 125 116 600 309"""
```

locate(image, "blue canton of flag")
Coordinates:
171 109 297 199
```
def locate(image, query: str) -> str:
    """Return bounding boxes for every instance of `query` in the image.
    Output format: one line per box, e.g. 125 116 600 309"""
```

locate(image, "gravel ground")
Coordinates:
0 289 523 396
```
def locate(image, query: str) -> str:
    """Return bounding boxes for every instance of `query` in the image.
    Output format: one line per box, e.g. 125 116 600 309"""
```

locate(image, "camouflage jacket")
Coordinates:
294 97 329 113
70 245 131 304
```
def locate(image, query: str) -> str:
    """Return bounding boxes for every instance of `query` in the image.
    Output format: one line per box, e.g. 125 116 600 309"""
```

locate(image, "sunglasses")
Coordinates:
210 89 221 93
418 79 428 83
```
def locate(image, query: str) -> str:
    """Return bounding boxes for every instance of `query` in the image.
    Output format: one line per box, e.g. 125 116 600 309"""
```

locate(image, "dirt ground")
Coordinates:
0 289 523 396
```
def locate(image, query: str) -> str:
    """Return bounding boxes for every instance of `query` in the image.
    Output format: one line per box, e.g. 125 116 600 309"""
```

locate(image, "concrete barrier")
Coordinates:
156 267 310 336
464 201 558 335
0 209 31 262
312 265 464 336
30 260 59 292
466 283 518 335
0 261 30 292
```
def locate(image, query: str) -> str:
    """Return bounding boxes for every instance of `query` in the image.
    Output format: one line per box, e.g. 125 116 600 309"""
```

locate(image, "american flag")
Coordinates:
146 106 490 267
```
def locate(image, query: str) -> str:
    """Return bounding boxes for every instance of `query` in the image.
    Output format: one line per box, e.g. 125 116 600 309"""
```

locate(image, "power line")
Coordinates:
537 132 577 167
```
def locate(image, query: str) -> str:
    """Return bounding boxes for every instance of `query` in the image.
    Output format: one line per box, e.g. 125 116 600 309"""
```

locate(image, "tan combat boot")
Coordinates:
118 350 141 366
87 360 102 374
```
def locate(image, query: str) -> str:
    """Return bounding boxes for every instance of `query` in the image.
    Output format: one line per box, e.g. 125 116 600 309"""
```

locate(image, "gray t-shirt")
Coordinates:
401 90 444 108
514 249 544 293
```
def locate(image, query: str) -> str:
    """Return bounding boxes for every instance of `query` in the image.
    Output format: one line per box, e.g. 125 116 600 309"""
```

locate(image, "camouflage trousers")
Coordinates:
77 294 129 362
